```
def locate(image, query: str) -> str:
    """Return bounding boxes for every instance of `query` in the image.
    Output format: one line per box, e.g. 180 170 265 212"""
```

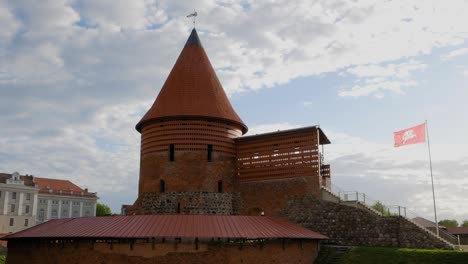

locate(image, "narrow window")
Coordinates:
169 144 175 161
217 180 223 193
177 203 181 214
24 219 28 227
38 209 45 221
160 180 165 193
10 204 15 213
207 144 213 161
9 218 14 226
25 205 30 214
26 193 31 200
12 192 16 199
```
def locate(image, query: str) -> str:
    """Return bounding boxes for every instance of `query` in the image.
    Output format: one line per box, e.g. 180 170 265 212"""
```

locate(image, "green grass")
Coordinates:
0 256 5 264
339 247 468 264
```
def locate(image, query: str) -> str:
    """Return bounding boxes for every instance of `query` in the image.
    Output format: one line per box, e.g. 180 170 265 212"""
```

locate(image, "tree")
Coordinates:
438 219 458 227
461 220 468 227
371 201 393 216
96 203 112 216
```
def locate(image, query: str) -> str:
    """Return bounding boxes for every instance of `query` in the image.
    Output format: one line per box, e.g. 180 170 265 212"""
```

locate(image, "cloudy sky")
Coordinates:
1 0 467 223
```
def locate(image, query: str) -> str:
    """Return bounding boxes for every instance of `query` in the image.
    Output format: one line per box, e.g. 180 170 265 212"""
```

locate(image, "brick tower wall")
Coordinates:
136 119 242 214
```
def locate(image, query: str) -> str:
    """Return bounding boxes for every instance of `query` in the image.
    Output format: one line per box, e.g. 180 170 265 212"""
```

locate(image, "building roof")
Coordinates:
34 177 97 198
447 227 468 235
3 215 327 240
34 177 84 192
411 217 447 229
235 126 331 145
135 29 247 134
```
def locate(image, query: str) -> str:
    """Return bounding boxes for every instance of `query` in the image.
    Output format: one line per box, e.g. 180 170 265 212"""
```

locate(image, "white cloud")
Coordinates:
237 122 468 223
1 0 468 213
245 122 301 136
324 130 468 223
339 61 426 98
0 1 20 42
347 61 427 79
77 0 167 31
338 80 417 98
441 48 468 60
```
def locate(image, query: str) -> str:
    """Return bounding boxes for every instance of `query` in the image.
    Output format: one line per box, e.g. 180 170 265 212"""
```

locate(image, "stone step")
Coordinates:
315 245 352 264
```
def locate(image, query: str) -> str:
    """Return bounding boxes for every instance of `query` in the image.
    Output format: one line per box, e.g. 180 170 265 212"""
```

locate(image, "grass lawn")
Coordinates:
339 247 468 264
0 256 4 264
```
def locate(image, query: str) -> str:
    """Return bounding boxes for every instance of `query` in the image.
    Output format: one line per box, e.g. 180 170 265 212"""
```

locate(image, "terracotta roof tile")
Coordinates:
136 29 247 134
34 177 84 192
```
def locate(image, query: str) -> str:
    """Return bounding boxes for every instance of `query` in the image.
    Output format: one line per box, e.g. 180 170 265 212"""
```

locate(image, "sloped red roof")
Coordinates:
3 215 327 240
34 177 84 192
447 227 468 235
136 29 247 134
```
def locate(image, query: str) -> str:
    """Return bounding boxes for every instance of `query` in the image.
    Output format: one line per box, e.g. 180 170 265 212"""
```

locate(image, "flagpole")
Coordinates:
426 120 439 236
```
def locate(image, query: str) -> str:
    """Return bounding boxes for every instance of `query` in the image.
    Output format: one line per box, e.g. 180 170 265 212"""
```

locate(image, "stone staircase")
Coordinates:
320 186 455 250
321 187 382 216
402 217 456 248
315 245 352 264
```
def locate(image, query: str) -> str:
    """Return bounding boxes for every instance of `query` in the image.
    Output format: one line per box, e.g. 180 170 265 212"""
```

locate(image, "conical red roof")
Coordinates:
136 29 247 134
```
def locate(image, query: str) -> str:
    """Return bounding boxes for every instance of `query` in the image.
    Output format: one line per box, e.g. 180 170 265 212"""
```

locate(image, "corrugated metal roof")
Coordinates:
447 227 468 235
3 215 327 240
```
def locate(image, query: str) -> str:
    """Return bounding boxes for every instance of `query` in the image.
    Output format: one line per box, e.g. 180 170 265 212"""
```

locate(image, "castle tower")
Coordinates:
134 29 247 215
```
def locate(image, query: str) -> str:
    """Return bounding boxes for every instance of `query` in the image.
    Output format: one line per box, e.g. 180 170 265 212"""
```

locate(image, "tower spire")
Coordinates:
136 27 247 134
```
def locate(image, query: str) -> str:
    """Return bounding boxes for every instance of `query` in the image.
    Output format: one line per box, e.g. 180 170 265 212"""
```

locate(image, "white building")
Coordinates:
0 172 98 233
0 172 38 234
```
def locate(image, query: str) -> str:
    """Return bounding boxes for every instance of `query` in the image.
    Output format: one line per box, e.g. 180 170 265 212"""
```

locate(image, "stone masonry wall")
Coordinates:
280 195 452 249
138 192 241 215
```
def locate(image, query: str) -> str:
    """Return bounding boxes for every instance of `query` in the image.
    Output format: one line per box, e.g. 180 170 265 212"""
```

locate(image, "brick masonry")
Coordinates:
238 177 321 216
6 239 318 264
139 151 236 195
280 194 452 249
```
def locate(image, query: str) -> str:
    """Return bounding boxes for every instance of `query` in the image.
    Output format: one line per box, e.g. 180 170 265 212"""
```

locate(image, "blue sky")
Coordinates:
0 0 467 223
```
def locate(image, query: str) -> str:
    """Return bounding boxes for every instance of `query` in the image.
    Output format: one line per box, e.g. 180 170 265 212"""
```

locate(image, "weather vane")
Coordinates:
187 11 197 28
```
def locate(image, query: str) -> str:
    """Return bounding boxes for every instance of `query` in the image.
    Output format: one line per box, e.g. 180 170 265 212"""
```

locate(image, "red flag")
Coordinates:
394 123 426 147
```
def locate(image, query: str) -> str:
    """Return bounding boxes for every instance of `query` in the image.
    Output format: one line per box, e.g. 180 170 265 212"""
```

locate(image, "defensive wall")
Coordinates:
281 194 453 249
6 238 318 264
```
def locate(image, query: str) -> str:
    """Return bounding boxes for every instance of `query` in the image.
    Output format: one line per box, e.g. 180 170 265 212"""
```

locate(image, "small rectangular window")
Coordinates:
11 192 16 200
10 204 15 213
207 144 213 161
26 193 31 200
169 144 175 161
9 218 14 226
24 219 28 227
25 205 30 214
160 180 165 193
218 180 223 193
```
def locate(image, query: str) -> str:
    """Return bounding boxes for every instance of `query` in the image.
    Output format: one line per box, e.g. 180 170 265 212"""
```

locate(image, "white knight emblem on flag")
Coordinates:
402 129 416 143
